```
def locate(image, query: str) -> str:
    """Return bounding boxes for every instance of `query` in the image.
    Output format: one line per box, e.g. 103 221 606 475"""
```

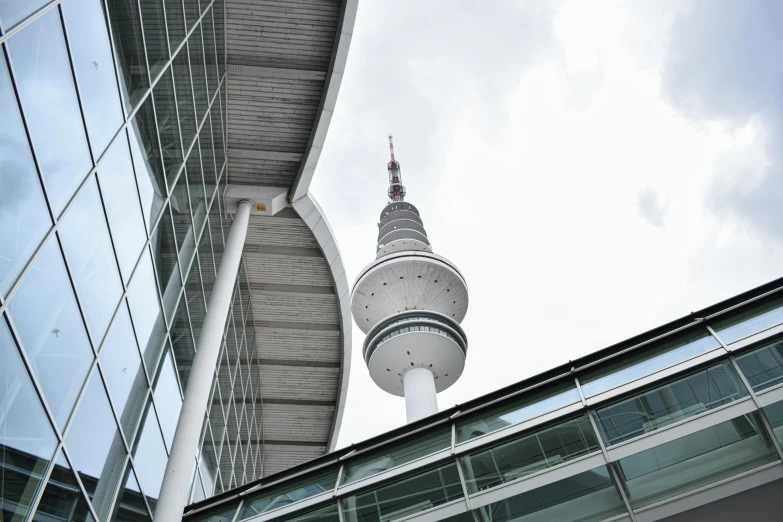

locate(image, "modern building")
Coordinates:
182 277 783 522
351 137 469 423
0 1 356 522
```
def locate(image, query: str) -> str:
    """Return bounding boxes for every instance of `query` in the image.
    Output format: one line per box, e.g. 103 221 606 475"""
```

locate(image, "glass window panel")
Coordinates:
98 132 147 285
201 8 219 96
0 0 50 28
153 69 184 189
171 174 197 281
171 291 196 389
189 25 209 120
580 330 722 398
165 0 186 51
190 470 206 503
199 430 218 498
595 360 749 446
456 383 581 443
189 504 239 522
66 370 127 521
129 98 166 233
198 215 216 279
460 415 600 494
762 400 783 448
616 412 778 509
127 248 167 378
100 302 149 443
111 464 152 522
173 49 197 150
154 351 183 449
342 427 451 485
60 178 123 343
250 502 337 522
9 237 93 428
735 339 783 392
106 0 150 110
214 0 225 76
151 206 182 323
61 0 124 158
0 319 57 522
186 258 206 340
714 298 783 346
0 56 52 295
341 462 463 522
476 466 626 522
186 138 207 205
33 450 93 522
133 401 168 511
8 9 92 216
138 0 169 79
183 0 200 32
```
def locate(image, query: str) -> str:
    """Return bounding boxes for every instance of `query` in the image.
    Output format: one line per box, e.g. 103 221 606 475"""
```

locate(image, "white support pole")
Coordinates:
154 200 252 522
403 368 438 423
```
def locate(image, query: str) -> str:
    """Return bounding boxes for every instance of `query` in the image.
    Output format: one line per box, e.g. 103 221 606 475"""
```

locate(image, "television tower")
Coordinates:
351 136 469 423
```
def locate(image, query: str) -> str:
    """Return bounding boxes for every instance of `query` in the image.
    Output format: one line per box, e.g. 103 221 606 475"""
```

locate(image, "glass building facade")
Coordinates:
0 1 264 521
183 282 783 522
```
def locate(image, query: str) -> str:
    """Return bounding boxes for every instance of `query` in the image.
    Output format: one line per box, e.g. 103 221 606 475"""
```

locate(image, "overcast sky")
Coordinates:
309 0 783 447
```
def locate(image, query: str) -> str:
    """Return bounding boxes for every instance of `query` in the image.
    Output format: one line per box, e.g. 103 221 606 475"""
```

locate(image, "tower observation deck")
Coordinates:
351 137 469 423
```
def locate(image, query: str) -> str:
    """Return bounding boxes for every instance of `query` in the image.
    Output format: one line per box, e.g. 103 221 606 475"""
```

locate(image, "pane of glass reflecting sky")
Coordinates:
134 401 168 509
105 0 150 111
128 103 167 233
127 248 167 379
154 352 183 450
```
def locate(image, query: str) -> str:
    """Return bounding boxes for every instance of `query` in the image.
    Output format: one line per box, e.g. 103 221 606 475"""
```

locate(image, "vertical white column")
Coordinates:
403 368 438 423
154 200 252 522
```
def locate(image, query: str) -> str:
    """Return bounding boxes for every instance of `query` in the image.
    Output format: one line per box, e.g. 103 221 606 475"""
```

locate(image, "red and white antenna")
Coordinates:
387 135 406 201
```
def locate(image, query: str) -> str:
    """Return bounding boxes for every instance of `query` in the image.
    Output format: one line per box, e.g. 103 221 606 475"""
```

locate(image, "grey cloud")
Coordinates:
661 0 783 242
636 186 670 231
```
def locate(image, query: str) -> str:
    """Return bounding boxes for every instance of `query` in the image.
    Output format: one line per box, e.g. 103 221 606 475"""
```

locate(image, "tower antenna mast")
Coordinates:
387 135 406 201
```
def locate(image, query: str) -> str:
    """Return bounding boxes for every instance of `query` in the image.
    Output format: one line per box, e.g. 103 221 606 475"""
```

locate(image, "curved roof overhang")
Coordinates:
223 0 357 476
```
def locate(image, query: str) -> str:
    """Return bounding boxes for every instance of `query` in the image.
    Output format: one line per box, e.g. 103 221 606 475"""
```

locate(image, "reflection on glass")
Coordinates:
762 400 783 447
139 0 169 78
154 352 183 449
151 207 183 323
189 504 239 522
100 301 149 442
165 0 186 51
595 361 748 446
735 339 783 392
191 471 206 503
341 462 463 522
65 370 127 521
61 0 124 157
461 415 599 493
201 8 219 95
127 248 167 379
8 9 92 216
111 464 152 522
199 436 217 498
153 69 184 189
173 49 197 150
133 401 168 511
189 25 209 120
617 412 777 509
0 57 52 295
33 450 93 522
0 0 50 29
580 330 721 398
106 0 150 110
171 174 197 281
60 178 123 343
476 466 626 522
714 299 783 345
0 320 57 522
456 383 581 443
129 96 167 232
9 238 93 428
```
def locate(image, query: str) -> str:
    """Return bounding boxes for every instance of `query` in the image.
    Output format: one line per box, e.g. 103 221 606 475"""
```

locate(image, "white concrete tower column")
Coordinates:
153 200 252 522
403 368 438 423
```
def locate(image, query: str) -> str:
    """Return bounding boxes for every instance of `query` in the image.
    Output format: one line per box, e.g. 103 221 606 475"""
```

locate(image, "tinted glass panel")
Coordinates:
61 0 124 157
106 0 150 110
127 249 167 378
214 0 225 75
714 298 783 345
0 0 50 28
129 96 167 232
189 25 208 120
66 370 127 521
188 504 239 522
139 0 168 78
0 320 57 522
165 0 186 50
100 302 149 442
173 49 197 150
457 383 581 443
33 450 93 522
9 238 93 428
60 178 123 343
476 466 626 522
341 462 463 522
762 400 783 448
111 464 152 522
595 361 748 446
201 8 219 95
342 427 451 485
171 175 196 280
8 9 92 216
616 412 778 509
0 57 51 295
200 119 217 187
580 330 721 398
461 415 600 494
240 469 336 518
133 402 168 511
153 351 183 449
735 339 783 392
153 69 183 189
151 208 182 323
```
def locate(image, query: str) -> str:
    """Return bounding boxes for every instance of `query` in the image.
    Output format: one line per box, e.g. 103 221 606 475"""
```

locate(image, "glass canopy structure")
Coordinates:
184 277 783 522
